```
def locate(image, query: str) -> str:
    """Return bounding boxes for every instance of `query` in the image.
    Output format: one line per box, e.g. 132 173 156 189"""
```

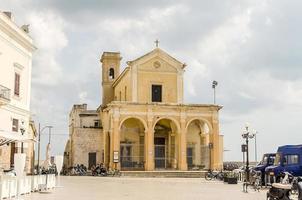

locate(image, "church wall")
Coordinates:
219 135 224 169
137 71 178 103
113 70 132 101
71 128 103 168
80 115 99 128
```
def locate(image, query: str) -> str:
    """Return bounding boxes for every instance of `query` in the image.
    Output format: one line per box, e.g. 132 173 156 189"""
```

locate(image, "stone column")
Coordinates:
109 130 113 169
178 120 187 170
145 120 154 171
109 108 120 170
208 111 221 170
112 119 120 170
103 130 107 165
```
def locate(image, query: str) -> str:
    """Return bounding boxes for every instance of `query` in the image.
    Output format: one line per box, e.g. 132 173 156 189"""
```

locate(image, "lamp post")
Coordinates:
37 124 53 174
241 123 255 183
254 131 258 163
212 80 218 104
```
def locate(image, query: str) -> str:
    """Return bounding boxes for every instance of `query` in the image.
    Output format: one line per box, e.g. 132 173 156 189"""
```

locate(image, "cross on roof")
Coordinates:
155 39 159 48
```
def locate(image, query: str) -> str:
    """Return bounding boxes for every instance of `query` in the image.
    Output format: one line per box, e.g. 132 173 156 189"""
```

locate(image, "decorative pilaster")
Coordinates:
210 111 221 170
145 119 155 171
111 108 120 169
178 111 187 170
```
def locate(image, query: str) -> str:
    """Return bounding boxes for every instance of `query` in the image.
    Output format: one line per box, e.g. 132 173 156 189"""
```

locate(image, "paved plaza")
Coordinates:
24 176 266 200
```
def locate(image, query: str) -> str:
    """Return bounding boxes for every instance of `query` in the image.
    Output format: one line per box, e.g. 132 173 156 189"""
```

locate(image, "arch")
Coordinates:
153 117 180 169
119 116 146 170
185 117 213 134
109 68 115 79
152 116 180 133
186 117 212 170
119 116 147 132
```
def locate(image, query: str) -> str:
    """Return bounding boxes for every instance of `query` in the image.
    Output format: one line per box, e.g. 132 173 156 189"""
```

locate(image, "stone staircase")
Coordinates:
120 170 207 178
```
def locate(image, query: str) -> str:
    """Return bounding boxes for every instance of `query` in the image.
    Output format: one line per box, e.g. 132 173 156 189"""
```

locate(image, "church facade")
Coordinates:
65 47 223 171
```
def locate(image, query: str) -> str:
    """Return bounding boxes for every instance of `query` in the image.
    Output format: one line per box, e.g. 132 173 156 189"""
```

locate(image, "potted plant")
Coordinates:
223 172 229 182
227 172 238 184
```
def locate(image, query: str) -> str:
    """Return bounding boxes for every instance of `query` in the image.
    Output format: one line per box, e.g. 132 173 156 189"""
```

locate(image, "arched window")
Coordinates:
109 68 115 79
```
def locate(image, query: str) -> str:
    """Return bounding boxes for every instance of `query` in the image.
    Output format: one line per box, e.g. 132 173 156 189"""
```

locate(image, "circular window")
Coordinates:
153 61 161 68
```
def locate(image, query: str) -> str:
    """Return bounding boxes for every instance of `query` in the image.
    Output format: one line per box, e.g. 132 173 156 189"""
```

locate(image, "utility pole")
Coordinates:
37 124 53 174
254 132 258 163
48 127 51 144
37 123 41 174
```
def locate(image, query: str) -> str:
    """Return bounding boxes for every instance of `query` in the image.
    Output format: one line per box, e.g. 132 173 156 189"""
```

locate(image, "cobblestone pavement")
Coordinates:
24 176 267 200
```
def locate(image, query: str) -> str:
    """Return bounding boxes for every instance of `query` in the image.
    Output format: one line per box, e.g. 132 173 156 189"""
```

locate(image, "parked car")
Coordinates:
265 145 302 183
253 153 276 184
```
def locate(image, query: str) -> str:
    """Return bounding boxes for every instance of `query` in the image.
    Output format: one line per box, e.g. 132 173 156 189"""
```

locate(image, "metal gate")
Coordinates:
120 143 144 170
186 144 210 170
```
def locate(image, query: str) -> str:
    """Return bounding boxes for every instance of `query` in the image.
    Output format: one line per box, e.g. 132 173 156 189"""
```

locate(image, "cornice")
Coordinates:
0 13 37 52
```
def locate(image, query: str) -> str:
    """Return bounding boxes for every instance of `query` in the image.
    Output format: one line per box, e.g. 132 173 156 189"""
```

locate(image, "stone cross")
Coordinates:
155 39 159 48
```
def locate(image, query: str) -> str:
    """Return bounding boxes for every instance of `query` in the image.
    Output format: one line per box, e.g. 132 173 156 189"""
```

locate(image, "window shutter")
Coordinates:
14 73 20 96
12 119 18 132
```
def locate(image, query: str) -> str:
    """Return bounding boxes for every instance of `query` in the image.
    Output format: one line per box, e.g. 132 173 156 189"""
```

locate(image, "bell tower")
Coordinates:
100 52 121 105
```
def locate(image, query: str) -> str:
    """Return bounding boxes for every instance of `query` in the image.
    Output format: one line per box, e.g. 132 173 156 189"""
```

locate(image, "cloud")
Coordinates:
26 11 68 85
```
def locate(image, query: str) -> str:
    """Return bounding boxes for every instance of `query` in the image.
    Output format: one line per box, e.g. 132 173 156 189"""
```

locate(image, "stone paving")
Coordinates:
24 176 267 200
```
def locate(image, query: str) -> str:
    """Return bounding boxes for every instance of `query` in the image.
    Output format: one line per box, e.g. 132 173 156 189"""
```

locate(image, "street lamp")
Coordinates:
254 131 258 163
212 80 218 104
241 123 255 183
37 124 53 174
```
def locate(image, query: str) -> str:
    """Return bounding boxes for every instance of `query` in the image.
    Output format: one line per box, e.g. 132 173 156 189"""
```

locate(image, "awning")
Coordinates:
0 130 36 146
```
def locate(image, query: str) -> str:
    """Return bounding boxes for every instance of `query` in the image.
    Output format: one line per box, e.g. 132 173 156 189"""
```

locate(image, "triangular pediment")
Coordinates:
127 48 185 72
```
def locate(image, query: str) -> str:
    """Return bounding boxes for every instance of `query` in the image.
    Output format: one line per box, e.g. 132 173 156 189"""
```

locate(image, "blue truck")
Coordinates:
265 145 302 183
253 153 276 181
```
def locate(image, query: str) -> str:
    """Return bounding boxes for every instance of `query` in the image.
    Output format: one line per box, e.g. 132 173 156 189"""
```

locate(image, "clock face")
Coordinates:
153 61 161 68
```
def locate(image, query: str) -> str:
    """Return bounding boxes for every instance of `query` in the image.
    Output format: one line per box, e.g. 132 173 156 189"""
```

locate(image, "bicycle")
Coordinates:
107 168 121 177
205 170 223 181
251 170 262 192
242 170 262 192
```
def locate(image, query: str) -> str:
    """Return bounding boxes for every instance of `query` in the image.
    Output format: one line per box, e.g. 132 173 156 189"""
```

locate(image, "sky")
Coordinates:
2 0 302 162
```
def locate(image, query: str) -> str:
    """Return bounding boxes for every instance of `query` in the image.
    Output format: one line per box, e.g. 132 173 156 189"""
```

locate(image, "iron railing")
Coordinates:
187 144 210 170
154 144 177 169
120 143 145 170
0 84 10 102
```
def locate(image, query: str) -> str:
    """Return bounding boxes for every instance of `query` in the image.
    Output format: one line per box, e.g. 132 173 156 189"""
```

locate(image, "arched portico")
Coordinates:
186 118 212 170
153 118 179 170
185 117 213 133
119 117 146 170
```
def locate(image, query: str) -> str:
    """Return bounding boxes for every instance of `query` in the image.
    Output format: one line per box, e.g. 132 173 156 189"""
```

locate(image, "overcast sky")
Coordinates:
2 0 302 162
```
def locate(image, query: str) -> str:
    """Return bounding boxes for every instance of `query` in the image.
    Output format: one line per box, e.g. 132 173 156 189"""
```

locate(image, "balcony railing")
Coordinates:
0 85 11 104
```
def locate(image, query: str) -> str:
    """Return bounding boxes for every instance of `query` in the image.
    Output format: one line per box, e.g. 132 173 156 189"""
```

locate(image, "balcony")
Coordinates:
0 85 10 105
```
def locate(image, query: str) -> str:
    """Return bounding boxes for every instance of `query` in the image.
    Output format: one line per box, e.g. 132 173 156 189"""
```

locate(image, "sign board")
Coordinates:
113 151 119 163
241 144 247 152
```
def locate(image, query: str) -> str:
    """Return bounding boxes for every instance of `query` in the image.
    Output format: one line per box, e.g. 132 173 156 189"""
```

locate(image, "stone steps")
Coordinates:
120 171 207 178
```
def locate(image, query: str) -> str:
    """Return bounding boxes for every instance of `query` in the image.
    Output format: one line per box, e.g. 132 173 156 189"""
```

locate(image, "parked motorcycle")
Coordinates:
92 163 107 176
71 164 87 176
205 169 224 181
267 172 302 200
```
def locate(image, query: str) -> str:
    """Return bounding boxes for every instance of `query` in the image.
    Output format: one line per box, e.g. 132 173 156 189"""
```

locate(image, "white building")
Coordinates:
0 11 36 171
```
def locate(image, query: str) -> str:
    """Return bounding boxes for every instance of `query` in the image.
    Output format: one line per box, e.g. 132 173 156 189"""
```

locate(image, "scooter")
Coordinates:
267 172 302 200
